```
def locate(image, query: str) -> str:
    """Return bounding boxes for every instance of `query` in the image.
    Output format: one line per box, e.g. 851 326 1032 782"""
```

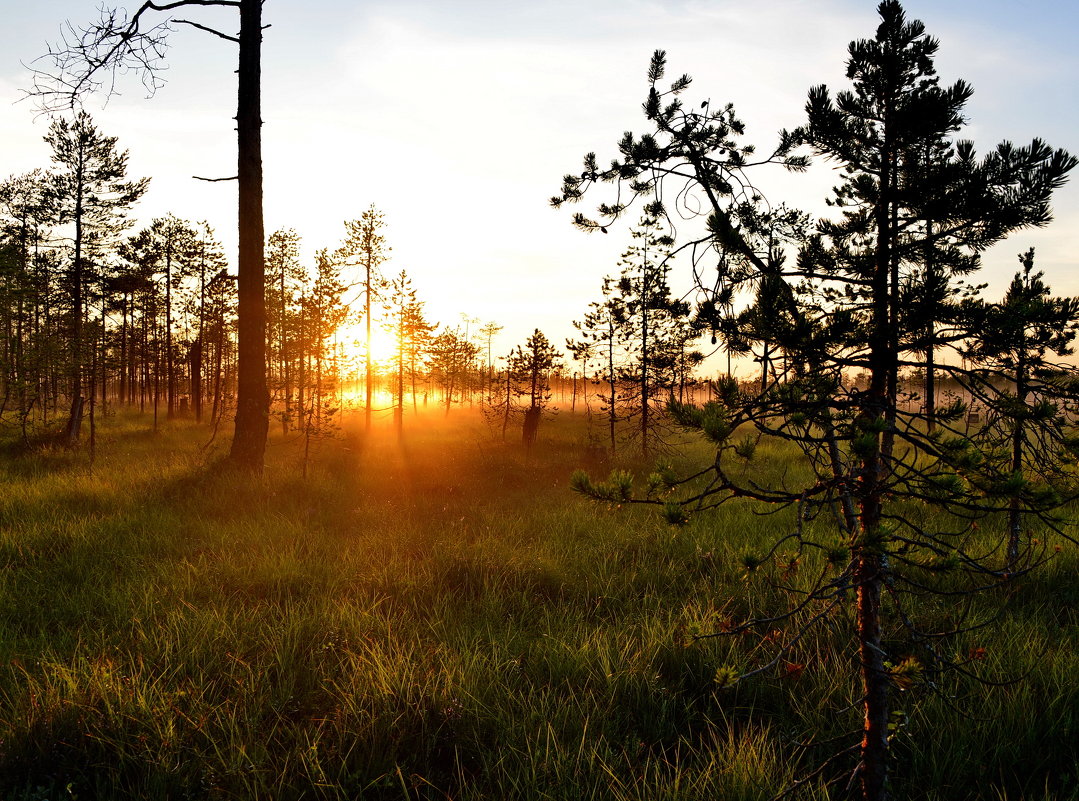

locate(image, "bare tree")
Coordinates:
30 0 270 471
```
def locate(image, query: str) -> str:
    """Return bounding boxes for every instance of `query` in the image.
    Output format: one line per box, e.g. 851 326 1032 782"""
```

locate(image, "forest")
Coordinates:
0 1 1077 800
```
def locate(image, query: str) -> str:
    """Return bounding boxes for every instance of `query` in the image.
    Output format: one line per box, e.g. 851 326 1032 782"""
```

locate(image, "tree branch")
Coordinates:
174 19 239 42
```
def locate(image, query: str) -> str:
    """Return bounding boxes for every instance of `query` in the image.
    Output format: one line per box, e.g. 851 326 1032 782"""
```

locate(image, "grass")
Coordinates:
0 408 1075 800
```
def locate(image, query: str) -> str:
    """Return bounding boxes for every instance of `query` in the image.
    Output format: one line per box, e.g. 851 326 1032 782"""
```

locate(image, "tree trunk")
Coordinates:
522 406 540 449
280 254 290 433
857 549 889 801
119 294 129 407
925 339 935 434
1007 355 1026 567
501 368 511 441
166 244 175 419
195 250 206 422
228 0 269 472
640 258 650 458
882 161 900 464
396 314 404 440
607 320 616 454
855 103 896 801
65 172 85 447
365 256 373 433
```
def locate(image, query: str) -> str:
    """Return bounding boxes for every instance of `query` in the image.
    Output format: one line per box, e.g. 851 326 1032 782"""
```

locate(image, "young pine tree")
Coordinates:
508 329 561 449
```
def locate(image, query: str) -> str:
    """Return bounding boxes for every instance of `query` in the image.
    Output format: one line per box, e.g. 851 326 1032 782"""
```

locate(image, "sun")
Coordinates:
338 322 401 368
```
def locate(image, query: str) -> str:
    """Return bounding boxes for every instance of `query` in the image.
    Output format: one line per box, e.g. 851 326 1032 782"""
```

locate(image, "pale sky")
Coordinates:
2 1 1077 371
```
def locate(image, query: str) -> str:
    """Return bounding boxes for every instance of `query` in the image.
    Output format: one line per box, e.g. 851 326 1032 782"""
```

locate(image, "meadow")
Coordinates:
0 410 1075 800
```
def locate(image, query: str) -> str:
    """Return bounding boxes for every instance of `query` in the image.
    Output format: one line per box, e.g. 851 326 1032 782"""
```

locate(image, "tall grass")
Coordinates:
0 409 1074 799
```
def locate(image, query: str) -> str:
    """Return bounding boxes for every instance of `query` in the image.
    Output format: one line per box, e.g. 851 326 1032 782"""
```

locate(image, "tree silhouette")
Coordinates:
568 299 620 453
963 249 1079 566
299 248 347 477
508 329 561 449
569 217 702 457
607 215 695 456
188 222 229 423
46 111 148 445
265 228 304 433
0 170 58 441
477 321 503 402
382 269 432 438
336 206 390 434
121 215 199 420
428 328 478 415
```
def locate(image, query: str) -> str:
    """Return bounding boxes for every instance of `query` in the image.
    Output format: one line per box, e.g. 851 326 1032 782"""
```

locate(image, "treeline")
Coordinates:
0 114 369 449
0 111 726 452
0 112 350 455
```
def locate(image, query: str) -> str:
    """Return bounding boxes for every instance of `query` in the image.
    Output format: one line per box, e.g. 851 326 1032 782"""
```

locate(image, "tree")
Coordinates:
963 249 1079 566
477 321 503 402
336 206 390 433
569 217 702 456
428 327 478 415
791 10 1075 794
265 228 304 433
298 248 347 476
508 329 561 449
46 111 148 444
0 170 56 439
382 269 431 438
608 215 698 455
188 222 229 423
121 215 198 420
554 6 1075 798
403 298 436 414
32 0 270 471
568 299 620 453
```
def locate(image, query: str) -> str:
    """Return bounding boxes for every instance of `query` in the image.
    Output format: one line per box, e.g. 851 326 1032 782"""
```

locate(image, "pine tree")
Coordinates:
382 270 433 437
46 111 148 444
265 228 304 432
568 299 620 453
963 249 1079 567
428 328 479 415
188 223 228 423
508 329 561 449
335 205 389 433
0 170 56 439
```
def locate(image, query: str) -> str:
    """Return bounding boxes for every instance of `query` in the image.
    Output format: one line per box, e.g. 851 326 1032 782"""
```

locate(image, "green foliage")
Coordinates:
887 655 924 692
712 665 740 689
662 502 689 527
601 469 635 502
645 464 678 496
826 543 850 566
740 551 763 573
668 400 733 444
569 468 593 496
574 468 635 503
928 472 966 500
733 436 756 462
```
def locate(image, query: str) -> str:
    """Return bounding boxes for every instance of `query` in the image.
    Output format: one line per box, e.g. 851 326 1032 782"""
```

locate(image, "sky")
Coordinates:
1 0 1077 373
